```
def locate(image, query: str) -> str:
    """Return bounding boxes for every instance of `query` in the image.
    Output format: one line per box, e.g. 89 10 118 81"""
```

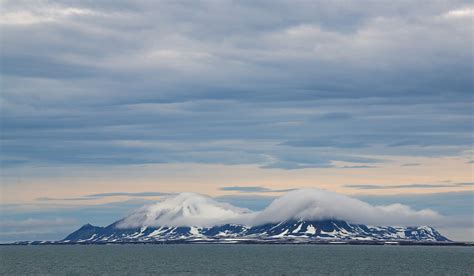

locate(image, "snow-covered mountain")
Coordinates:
62 191 450 244
64 219 448 243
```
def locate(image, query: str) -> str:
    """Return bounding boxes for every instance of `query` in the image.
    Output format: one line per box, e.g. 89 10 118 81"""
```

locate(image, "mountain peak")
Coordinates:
81 223 94 228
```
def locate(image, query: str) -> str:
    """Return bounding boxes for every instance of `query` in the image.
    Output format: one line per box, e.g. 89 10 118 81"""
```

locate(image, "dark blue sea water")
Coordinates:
1 244 473 275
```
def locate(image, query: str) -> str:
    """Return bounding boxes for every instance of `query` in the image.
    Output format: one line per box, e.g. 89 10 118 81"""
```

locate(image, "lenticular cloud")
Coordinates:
117 192 253 228
250 189 443 226
118 188 444 228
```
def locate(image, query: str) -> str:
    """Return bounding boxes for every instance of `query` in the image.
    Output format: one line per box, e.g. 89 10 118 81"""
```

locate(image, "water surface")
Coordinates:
1 244 472 275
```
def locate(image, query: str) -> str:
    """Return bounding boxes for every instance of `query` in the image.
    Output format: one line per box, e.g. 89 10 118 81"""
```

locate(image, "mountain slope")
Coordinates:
63 219 449 243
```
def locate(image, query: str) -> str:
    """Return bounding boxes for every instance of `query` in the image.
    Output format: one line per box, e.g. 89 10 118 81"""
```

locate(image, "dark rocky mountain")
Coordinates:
63 219 449 244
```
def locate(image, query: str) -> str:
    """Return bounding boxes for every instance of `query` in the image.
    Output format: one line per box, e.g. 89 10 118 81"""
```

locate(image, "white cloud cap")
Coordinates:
117 192 252 228
251 188 443 226
117 188 444 228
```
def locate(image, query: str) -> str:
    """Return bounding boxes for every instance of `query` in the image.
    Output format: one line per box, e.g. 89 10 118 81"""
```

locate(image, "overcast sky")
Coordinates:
0 0 473 242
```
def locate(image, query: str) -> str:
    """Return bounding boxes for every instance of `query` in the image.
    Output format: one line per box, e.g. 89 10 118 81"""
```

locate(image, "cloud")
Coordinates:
0 5 99 25
401 163 421 167
0 0 472 172
280 139 367 148
250 189 444 226
261 161 333 170
356 191 474 217
117 193 253 228
37 197 94 201
337 165 377 169
443 7 474 18
458 182 474 186
0 198 156 242
87 192 173 198
346 182 474 190
354 190 474 241
215 195 276 211
37 192 173 201
0 0 472 241
219 186 295 193
0 218 76 228
347 184 453 190
116 189 446 228
0 218 78 242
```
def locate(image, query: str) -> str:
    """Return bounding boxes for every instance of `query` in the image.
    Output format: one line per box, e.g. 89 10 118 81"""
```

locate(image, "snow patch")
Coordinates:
292 223 303 233
305 225 317 235
273 229 289 238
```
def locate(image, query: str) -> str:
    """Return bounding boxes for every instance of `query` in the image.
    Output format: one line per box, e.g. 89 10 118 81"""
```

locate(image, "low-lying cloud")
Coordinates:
118 189 446 228
346 182 474 190
0 218 78 242
250 189 443 226
117 193 253 228
37 192 173 201
1 0 472 173
219 186 295 193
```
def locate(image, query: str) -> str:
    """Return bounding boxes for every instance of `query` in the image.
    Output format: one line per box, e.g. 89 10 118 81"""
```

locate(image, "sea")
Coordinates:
1 244 473 275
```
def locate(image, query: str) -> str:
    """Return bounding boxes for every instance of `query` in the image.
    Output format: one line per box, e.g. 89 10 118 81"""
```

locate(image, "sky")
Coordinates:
0 0 473 242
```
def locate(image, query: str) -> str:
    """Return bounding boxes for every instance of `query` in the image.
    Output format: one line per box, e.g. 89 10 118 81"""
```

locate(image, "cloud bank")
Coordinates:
117 193 253 228
346 182 474 190
219 186 295 193
251 189 443 226
1 0 473 172
0 218 77 241
118 189 445 228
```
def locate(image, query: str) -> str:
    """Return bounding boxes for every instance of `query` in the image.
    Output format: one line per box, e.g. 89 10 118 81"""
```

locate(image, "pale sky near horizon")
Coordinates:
0 0 473 242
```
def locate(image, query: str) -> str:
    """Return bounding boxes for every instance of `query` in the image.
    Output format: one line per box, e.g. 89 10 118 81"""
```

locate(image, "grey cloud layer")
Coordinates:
37 192 173 201
346 182 474 190
220 186 295 193
1 0 473 170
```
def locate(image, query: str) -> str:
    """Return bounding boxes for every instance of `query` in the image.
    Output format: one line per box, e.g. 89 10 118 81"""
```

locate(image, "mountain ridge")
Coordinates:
59 190 451 244
12 190 457 245
62 218 449 244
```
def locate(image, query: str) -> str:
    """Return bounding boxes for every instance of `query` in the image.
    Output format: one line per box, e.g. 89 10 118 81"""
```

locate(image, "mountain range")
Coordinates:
59 191 450 244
